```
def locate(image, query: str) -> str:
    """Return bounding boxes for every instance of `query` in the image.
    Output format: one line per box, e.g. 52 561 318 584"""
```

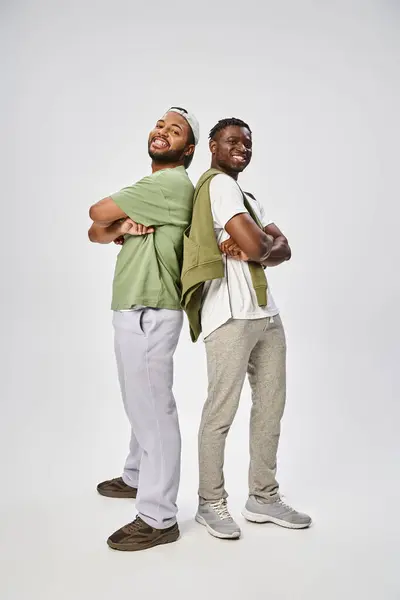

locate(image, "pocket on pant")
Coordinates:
113 310 146 336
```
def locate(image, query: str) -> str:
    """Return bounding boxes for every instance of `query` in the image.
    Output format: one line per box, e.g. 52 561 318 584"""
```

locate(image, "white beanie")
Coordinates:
166 106 200 145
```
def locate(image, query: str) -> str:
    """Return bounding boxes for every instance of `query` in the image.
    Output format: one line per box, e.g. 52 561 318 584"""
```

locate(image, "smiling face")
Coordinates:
210 125 252 178
148 111 195 167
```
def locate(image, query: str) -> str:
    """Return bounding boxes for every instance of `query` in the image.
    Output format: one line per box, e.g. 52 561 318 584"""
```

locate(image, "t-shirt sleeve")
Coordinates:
209 174 248 230
257 199 273 228
110 175 170 227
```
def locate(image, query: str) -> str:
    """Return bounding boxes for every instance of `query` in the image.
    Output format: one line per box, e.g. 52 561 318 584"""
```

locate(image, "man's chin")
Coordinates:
148 149 180 163
228 162 248 173
149 150 168 161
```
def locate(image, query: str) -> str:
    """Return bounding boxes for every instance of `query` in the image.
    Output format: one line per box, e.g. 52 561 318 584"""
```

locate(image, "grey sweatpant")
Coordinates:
198 315 286 503
113 308 183 529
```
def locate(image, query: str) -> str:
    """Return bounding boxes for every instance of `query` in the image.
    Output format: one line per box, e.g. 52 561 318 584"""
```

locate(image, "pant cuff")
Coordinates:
250 491 280 504
138 513 177 530
198 493 228 503
122 473 138 488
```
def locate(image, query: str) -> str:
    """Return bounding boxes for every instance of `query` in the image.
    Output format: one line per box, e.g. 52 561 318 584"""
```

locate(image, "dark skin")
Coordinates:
210 125 291 266
96 122 291 265
220 223 291 267
88 112 195 244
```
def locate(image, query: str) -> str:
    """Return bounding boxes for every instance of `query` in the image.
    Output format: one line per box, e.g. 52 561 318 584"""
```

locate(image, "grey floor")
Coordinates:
2 481 398 600
1 327 399 600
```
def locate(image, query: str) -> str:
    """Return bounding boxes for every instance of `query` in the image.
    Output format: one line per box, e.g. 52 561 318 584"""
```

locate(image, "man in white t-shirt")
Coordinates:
195 118 311 539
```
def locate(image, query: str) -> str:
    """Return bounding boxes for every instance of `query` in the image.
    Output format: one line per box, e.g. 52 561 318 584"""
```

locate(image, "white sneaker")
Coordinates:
242 496 312 529
196 499 241 539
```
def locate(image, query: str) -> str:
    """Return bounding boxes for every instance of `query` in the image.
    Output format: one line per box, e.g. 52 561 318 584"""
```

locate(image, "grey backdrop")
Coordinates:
1 1 399 599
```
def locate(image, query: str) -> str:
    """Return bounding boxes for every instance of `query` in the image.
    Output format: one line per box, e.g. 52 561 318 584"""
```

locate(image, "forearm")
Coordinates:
261 237 291 267
88 220 125 244
254 234 275 263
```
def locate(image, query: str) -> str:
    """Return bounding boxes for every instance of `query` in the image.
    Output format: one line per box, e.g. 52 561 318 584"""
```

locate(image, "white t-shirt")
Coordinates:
201 174 279 339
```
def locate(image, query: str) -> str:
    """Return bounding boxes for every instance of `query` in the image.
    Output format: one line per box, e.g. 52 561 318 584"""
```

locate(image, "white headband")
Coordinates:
167 106 200 145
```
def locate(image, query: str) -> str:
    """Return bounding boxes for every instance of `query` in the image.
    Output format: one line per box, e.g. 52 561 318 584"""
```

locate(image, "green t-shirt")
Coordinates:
110 166 194 311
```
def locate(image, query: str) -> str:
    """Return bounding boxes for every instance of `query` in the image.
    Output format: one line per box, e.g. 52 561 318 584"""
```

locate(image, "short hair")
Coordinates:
209 118 252 141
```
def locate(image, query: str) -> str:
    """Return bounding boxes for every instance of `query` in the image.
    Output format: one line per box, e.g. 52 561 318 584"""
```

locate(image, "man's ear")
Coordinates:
184 144 195 158
209 139 217 155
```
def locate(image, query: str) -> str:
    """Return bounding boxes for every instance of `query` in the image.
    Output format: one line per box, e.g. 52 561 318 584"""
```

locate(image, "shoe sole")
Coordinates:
107 530 180 552
195 514 241 539
97 487 137 499
241 508 311 529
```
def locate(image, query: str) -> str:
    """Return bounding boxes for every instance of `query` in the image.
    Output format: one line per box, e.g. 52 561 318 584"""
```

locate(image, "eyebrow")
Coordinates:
157 119 183 131
227 135 252 143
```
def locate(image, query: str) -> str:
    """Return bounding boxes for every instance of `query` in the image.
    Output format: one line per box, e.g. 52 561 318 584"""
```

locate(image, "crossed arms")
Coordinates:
221 215 291 267
88 197 291 268
88 197 155 244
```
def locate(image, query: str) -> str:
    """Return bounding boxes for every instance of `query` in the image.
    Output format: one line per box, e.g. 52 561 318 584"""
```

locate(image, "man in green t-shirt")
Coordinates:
88 107 199 552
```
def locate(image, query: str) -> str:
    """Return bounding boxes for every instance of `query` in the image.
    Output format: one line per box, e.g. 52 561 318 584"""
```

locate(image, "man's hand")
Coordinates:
262 223 291 267
89 217 154 245
120 218 154 236
114 235 125 246
219 238 249 262
113 219 154 245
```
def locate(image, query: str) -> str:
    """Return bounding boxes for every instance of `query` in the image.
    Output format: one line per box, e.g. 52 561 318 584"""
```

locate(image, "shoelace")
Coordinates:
210 499 232 520
276 497 295 512
124 517 145 534
111 478 125 486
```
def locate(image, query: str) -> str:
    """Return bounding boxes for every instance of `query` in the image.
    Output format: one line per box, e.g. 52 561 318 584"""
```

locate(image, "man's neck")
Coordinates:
151 161 183 174
210 161 239 181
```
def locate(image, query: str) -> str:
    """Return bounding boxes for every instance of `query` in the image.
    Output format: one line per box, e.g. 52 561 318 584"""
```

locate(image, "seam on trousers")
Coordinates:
117 332 137 486
144 326 165 526
198 342 220 498
248 337 260 494
116 335 130 422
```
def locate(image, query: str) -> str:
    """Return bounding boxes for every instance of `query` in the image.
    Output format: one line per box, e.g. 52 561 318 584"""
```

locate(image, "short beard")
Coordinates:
218 157 248 174
148 145 184 164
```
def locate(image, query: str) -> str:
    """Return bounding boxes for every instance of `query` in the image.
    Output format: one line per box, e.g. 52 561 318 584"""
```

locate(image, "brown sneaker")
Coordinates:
97 477 137 498
107 516 180 552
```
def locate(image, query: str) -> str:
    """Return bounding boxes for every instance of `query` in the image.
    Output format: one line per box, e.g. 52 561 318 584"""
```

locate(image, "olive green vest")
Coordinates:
181 168 268 342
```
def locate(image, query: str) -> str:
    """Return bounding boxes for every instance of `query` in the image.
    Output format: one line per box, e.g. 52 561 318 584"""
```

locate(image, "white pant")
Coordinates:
113 308 183 529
